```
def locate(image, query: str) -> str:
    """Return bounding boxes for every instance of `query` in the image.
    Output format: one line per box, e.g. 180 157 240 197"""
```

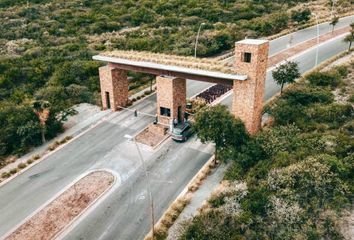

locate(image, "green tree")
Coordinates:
193 104 249 161
32 100 51 143
272 61 300 93
291 8 311 23
330 16 339 33
343 23 354 51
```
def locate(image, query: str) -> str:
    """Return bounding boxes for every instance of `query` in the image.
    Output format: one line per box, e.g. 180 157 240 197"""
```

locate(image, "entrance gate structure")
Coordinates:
93 39 269 135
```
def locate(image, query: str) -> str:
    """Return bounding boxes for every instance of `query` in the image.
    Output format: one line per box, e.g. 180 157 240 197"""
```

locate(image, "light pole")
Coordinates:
194 23 205 58
312 13 320 66
331 0 337 19
124 134 155 239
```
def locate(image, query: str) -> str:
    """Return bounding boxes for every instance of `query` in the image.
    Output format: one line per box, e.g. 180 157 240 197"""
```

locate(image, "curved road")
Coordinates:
0 15 352 240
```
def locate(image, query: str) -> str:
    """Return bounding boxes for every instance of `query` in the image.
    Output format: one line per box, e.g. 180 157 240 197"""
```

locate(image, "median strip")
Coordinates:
4 171 115 240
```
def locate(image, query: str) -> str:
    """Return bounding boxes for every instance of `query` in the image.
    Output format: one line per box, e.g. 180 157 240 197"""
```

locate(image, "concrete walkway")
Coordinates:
167 163 228 239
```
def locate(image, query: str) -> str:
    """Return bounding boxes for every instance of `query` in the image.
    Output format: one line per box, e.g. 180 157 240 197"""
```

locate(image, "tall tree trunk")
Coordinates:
280 81 284 94
349 41 352 51
41 126 46 143
214 148 218 164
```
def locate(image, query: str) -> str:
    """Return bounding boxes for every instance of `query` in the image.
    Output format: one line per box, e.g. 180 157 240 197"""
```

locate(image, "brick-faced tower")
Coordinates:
156 76 186 125
233 39 269 135
99 65 129 110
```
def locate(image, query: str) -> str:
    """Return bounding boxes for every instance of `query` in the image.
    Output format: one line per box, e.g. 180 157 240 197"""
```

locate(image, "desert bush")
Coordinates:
1 172 10 178
281 86 334 106
9 168 17 174
27 159 34 164
17 162 26 169
306 71 342 88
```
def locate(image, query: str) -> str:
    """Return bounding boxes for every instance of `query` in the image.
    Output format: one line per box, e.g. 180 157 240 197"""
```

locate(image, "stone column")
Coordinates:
232 39 269 135
99 65 128 111
156 76 186 125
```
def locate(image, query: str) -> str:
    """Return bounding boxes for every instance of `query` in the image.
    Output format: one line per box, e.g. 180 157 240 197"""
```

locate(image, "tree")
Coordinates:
330 16 339 33
193 104 249 162
272 61 300 94
343 23 354 51
291 8 311 23
32 100 51 143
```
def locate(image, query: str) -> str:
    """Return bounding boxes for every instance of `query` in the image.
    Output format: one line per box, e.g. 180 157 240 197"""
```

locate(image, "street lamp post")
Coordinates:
124 134 155 239
331 0 337 19
312 13 320 66
194 23 205 58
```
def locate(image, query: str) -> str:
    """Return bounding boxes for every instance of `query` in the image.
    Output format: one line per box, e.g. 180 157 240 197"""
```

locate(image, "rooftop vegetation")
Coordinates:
101 50 235 74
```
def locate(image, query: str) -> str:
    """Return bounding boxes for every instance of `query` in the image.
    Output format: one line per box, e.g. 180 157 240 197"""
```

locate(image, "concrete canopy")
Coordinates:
93 53 247 85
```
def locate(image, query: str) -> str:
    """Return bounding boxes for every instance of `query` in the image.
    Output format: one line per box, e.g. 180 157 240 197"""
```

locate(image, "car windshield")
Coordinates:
172 127 183 135
172 123 189 135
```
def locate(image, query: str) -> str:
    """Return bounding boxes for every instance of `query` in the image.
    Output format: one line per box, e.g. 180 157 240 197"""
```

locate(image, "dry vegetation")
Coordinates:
101 50 235 74
5 171 114 240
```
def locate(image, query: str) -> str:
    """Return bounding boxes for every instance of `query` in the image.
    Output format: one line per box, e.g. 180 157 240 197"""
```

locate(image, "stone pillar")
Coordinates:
156 76 186 125
232 39 269 135
99 65 128 111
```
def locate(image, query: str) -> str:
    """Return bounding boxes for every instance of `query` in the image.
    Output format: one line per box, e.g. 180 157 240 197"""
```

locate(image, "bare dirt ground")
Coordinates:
135 124 169 148
5 171 114 240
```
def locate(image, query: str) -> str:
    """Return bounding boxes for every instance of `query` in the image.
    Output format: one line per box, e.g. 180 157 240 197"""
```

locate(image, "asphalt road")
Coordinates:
0 15 352 240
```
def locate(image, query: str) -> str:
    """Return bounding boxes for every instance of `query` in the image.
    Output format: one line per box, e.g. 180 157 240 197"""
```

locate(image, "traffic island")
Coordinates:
5 171 115 240
135 124 170 148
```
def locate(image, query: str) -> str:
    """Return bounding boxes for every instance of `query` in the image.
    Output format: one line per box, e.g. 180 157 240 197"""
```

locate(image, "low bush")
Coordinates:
9 168 17 174
1 172 10 178
282 86 334 106
17 163 27 169
306 71 342 88
27 159 34 164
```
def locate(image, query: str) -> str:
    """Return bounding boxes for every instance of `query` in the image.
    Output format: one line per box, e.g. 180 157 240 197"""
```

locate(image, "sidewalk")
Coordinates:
167 163 228 239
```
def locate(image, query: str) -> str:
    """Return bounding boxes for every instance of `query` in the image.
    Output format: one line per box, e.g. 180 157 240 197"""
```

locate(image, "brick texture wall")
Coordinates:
99 66 128 110
156 76 186 125
233 40 269 135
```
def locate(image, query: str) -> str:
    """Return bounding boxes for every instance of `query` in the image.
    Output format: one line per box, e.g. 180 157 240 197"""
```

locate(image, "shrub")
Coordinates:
1 172 10 178
27 159 34 164
305 103 353 128
334 65 349 77
9 168 17 174
349 93 354 103
131 98 137 102
33 154 40 160
306 71 342 88
136 96 141 100
282 86 334 106
17 163 27 169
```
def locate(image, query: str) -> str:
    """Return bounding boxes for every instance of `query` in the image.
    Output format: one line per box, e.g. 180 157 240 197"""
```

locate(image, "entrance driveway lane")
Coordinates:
62 138 213 240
